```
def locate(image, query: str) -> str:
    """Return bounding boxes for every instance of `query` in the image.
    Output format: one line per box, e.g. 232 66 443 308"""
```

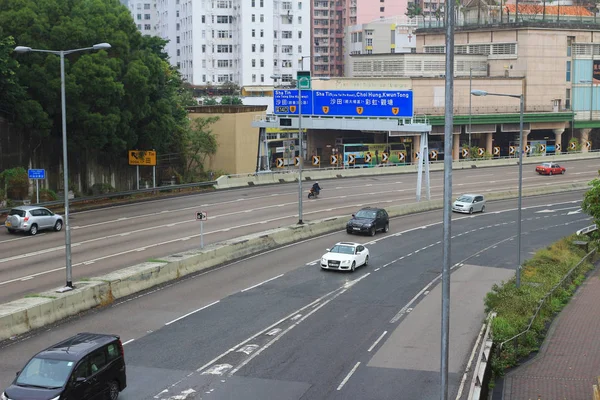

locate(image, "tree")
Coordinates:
181 116 219 182
581 171 600 230
406 1 425 19
202 97 218 105
0 0 192 186
220 96 243 105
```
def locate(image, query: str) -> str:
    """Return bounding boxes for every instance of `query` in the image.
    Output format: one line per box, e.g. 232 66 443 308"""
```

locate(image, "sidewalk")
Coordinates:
496 263 600 400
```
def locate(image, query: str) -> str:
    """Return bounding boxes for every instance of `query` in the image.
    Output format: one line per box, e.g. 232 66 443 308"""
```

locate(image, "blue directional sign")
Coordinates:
273 89 413 118
313 90 413 117
273 90 313 115
28 169 46 180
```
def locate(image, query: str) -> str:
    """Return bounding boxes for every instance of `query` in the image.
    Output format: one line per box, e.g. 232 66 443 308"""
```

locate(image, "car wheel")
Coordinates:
562 170 565 174
481 205 485 213
369 227 376 236
7 228 15 234
54 220 63 232
364 255 369 266
351 261 356 272
346 229 352 234
469 208 473 215
384 223 389 233
107 380 119 400
29 224 38 236
549 170 552 176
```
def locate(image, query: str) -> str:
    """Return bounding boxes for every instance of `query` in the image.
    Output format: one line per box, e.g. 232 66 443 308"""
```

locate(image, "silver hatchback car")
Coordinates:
452 194 486 214
4 206 63 235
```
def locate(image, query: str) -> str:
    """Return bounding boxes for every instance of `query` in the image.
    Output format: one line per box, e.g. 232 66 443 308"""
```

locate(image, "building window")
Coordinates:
260 29 264 37
144 14 151 19
202 45 206 52
567 36 575 57
566 60 571 82
260 14 264 22
298 1 302 9
252 14 256 22
260 44 264 52
274 45 278 53
566 88 571 109
252 29 256 37
261 74 265 82
144 3 151 9
283 31 293 38
260 0 264 6
144 24 151 30
252 44 256 52
252 59 256 67
298 16 302 23
137 14 142 20
380 6 384 11
298 45 302 53
252 74 257 82
176 36 180 43
274 31 278 38
298 31 302 39
252 0 255 5
202 15 206 23
260 59 264 67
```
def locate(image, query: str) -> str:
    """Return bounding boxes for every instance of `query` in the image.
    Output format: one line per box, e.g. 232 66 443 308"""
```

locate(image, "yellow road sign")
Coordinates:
128 150 157 166
312 155 320 166
556 143 562 151
330 155 338 165
585 140 592 149
569 142 576 150
525 145 531 153
398 152 405 161
430 150 438 160
461 148 469 158
509 146 516 155
365 152 372 163
539 144 546 152
493 146 500 156
348 154 356 165
276 158 284 168
294 156 301 167
478 148 485 156
381 152 389 163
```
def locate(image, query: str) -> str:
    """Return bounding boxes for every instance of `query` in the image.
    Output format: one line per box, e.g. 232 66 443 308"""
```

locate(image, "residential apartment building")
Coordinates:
127 0 159 36
311 0 414 77
129 0 310 88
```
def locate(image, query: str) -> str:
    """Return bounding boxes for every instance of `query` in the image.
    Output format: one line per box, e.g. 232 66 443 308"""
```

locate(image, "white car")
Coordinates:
320 242 369 272
452 194 486 214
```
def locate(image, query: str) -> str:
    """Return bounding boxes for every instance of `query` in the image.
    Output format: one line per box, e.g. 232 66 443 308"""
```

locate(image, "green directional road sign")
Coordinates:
297 70 311 89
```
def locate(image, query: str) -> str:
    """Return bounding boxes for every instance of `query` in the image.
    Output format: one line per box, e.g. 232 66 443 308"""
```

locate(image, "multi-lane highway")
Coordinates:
0 190 592 400
0 159 597 304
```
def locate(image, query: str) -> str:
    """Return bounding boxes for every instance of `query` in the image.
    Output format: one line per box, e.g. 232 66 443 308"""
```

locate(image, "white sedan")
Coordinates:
321 242 369 272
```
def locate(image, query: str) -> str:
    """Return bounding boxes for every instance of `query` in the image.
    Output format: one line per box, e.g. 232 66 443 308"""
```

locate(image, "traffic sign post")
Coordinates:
311 155 320 167
493 146 500 157
196 211 208 249
129 150 157 190
28 169 46 204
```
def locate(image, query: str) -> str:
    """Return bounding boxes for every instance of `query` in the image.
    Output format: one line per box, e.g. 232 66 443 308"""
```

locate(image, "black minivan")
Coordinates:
2 333 127 400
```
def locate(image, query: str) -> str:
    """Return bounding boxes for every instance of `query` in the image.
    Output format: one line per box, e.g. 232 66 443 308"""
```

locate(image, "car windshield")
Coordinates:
456 196 473 202
329 245 356 254
542 163 552 167
355 210 377 219
8 209 26 217
16 357 73 389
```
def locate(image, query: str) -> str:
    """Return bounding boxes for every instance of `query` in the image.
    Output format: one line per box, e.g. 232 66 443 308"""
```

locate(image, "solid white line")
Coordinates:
455 323 486 400
367 331 387 352
337 362 361 391
241 274 284 292
165 300 220 326
122 339 135 346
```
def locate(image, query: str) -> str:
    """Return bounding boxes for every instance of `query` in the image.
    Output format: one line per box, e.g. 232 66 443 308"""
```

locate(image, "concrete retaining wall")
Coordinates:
216 152 600 189
0 181 590 342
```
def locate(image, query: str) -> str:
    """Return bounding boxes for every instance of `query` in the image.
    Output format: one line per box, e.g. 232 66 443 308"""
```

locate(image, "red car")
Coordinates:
535 162 566 175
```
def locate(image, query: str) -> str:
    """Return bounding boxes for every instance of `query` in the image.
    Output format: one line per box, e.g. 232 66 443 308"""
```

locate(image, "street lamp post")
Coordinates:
468 67 473 156
471 89 524 288
14 43 111 291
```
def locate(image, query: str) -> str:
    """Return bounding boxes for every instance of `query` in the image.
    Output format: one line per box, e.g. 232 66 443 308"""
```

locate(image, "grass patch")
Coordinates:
148 258 168 263
24 294 57 299
486 235 597 381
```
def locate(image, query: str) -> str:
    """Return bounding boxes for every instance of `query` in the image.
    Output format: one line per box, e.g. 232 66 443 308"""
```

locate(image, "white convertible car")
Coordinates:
320 242 370 272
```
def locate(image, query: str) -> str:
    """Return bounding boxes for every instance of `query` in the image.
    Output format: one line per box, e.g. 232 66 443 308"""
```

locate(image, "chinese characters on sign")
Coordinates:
273 90 413 118
128 150 157 166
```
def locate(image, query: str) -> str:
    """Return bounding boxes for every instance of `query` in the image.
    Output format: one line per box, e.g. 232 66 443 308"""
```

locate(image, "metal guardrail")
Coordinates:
0 181 217 214
468 312 496 400
577 224 598 236
496 247 597 355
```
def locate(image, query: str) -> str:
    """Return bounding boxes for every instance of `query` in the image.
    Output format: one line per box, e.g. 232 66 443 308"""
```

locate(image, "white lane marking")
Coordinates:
122 339 135 345
455 323 486 400
367 331 388 352
201 364 232 376
337 362 361 391
165 301 220 326
240 274 284 292
374 268 381 272
237 345 259 355
20 276 34 281
266 328 282 336
291 314 302 321
390 278 439 323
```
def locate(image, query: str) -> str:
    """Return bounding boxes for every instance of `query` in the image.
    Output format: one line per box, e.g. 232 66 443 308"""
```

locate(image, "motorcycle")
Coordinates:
308 187 320 199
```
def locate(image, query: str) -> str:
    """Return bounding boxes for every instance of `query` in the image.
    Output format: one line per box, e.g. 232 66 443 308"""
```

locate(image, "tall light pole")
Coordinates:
14 43 112 291
471 89 524 288
468 67 473 156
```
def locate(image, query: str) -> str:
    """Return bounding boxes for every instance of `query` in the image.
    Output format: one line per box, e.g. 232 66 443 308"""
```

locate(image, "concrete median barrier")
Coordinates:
0 181 591 342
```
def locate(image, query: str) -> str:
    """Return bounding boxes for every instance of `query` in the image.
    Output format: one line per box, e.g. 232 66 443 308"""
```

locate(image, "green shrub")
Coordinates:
0 167 29 200
486 236 595 382
31 188 58 202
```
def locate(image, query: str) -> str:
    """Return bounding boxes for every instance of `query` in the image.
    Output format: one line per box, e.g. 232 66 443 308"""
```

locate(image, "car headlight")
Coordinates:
341 260 351 265
1 392 11 400
321 258 327 264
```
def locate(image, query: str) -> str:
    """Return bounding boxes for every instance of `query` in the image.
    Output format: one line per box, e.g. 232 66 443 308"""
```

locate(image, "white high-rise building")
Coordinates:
127 0 159 36
144 0 310 87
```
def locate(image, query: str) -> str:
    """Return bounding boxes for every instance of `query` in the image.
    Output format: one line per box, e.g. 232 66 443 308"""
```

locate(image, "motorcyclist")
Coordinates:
312 181 321 195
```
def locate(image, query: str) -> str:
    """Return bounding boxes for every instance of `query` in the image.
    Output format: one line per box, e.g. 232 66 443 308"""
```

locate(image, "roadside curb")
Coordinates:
0 182 590 342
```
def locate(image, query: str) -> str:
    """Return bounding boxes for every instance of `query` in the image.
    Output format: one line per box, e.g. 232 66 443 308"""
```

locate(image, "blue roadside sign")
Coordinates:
28 169 46 179
273 90 313 115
